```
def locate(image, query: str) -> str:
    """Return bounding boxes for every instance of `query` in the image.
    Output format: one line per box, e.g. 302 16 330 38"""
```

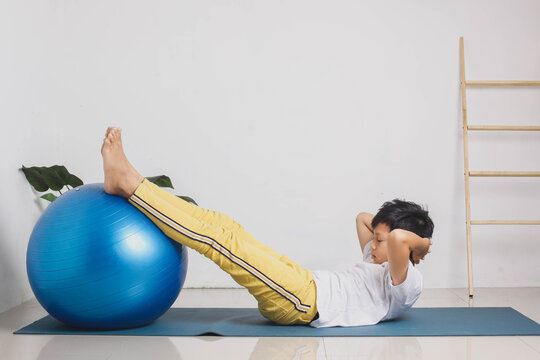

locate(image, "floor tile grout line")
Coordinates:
447 288 470 303
322 337 329 359
447 288 470 305
517 336 540 355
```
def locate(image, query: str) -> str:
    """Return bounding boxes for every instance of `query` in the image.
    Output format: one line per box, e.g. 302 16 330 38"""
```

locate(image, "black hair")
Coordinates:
371 199 434 239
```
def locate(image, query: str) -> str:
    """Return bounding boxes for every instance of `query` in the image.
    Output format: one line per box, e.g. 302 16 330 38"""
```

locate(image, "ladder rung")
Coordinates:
469 171 540 177
466 80 540 86
468 125 540 131
471 220 540 225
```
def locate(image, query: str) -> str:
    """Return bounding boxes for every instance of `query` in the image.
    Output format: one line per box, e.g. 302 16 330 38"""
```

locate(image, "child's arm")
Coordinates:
356 212 374 252
387 229 432 286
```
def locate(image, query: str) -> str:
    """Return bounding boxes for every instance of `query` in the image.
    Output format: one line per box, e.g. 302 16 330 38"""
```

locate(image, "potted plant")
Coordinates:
20 165 197 205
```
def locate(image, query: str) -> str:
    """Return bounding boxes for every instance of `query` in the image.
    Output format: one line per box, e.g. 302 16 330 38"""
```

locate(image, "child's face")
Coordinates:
370 223 391 264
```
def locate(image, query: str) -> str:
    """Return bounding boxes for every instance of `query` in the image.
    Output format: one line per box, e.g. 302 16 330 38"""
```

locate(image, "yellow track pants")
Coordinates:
128 179 318 325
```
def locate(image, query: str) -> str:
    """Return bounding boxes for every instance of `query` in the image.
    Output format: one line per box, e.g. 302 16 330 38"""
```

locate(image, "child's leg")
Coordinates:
155 187 285 261
128 179 318 325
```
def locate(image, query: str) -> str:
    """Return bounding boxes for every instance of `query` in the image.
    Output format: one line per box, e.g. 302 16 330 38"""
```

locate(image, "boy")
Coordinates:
310 207 433 327
101 126 433 327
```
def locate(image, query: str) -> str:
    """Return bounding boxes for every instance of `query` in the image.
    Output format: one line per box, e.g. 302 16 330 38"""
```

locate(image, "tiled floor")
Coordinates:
1 288 540 359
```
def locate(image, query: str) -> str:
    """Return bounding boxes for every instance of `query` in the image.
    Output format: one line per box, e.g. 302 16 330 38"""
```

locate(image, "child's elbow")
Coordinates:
388 229 408 245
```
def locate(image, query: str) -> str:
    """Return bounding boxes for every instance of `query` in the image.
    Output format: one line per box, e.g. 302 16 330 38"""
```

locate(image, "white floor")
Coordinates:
1 288 540 359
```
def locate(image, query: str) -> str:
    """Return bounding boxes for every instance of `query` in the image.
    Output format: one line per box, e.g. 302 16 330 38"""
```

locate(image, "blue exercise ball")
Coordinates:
26 183 188 330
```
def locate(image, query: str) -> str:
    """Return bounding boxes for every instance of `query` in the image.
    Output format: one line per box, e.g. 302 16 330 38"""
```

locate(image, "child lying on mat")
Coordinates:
101 126 434 328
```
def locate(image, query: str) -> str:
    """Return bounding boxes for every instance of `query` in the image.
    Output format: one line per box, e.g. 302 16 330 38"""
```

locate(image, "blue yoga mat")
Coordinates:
14 307 540 337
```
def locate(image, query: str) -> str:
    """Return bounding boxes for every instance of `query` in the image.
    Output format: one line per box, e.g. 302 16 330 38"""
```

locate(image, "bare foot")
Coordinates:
101 127 144 198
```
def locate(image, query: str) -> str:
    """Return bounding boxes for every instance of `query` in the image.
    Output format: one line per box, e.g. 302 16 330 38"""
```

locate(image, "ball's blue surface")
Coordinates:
27 183 188 330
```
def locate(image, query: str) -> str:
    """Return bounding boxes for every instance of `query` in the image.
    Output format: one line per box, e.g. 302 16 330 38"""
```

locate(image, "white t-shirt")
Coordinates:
310 240 423 328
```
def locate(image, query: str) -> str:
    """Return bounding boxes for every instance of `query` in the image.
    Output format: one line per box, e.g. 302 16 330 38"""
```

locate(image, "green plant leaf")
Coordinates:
37 166 65 191
50 165 84 188
20 166 49 192
40 193 58 202
178 195 198 206
66 174 84 188
21 165 84 193
146 175 174 189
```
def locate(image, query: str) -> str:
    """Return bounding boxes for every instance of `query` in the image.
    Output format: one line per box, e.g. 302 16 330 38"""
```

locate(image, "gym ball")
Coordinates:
26 183 188 330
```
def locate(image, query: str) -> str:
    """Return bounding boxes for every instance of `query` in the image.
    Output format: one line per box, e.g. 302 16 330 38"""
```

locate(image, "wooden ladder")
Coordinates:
459 37 540 298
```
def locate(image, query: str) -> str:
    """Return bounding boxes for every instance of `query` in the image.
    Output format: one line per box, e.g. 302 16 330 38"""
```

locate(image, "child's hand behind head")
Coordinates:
410 238 432 265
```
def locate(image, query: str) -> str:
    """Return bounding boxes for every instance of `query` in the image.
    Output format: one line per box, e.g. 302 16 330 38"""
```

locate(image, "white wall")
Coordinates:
1 0 539 314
